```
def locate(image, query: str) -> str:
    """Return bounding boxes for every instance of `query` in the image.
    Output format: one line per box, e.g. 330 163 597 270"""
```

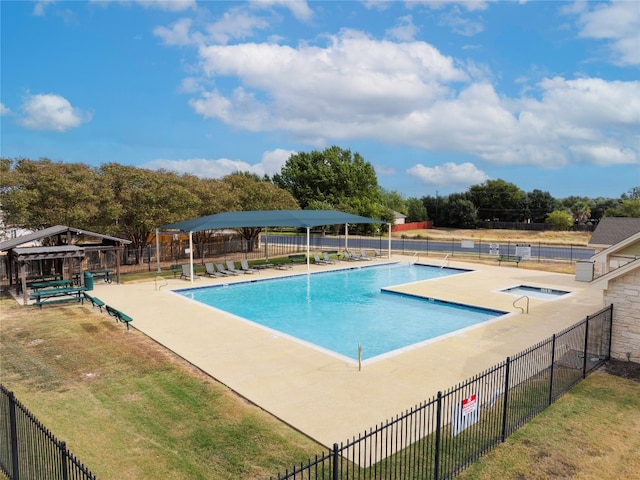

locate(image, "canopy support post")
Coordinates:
189 231 194 285
306 227 310 271
156 228 161 274
345 223 349 253
388 223 392 258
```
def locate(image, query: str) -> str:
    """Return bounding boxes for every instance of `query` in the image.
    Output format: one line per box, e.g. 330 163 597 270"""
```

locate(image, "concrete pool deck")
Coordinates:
90 256 604 448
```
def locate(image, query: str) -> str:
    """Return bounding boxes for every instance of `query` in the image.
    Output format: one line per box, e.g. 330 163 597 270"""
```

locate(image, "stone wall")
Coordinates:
605 268 640 362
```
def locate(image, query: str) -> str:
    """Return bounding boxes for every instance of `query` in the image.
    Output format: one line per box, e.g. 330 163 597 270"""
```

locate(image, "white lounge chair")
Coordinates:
181 264 201 280
313 253 330 265
226 260 244 274
322 252 338 264
360 248 372 260
216 263 238 275
204 263 224 277
240 259 258 273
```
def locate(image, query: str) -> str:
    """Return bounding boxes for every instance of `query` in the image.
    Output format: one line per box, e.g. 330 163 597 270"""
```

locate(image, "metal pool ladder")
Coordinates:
513 295 529 314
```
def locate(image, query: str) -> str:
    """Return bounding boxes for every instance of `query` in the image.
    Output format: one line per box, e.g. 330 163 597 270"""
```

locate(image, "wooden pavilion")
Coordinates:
0 225 131 304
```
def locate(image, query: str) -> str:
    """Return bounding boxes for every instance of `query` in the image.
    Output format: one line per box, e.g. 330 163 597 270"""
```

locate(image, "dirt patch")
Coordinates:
602 358 640 383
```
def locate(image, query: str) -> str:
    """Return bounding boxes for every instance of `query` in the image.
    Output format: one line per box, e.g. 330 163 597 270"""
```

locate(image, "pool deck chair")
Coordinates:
240 259 258 273
360 248 373 260
205 263 224 277
322 252 338 264
313 253 330 265
181 264 201 281
374 249 388 258
216 263 239 275
226 260 244 275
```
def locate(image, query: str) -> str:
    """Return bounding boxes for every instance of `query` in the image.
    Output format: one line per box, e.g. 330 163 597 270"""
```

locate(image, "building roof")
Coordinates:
160 210 386 233
589 217 640 248
12 245 85 260
0 225 131 252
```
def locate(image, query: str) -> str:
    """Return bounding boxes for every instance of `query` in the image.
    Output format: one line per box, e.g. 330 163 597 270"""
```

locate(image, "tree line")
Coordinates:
1 149 638 257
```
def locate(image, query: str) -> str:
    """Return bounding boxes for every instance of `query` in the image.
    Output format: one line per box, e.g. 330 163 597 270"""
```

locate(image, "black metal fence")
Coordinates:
0 385 96 480
272 304 613 480
119 233 593 271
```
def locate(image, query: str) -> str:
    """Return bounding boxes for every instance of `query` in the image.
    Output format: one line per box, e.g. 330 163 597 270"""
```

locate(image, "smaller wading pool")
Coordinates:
501 285 570 300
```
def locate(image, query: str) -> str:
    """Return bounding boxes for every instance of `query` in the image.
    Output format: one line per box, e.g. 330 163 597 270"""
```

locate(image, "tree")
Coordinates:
444 194 477 228
525 190 558 223
570 201 592 224
222 172 299 251
100 164 203 263
0 158 105 231
273 146 382 219
406 197 428 223
545 210 573 230
605 199 640 217
380 189 408 216
468 179 526 222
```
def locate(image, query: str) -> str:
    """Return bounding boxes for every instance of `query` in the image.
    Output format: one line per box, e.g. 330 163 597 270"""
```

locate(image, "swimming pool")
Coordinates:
177 263 506 361
501 285 570 300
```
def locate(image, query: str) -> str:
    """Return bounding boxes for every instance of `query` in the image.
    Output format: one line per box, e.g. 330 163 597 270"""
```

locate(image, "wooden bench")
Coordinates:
497 254 522 267
288 254 307 263
106 305 134 330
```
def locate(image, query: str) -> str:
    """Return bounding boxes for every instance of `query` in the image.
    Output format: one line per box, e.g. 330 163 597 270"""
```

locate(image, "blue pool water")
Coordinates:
177 264 505 361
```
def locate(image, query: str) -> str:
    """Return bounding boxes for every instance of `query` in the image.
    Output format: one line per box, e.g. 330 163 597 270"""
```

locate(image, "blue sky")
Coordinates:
1 0 639 200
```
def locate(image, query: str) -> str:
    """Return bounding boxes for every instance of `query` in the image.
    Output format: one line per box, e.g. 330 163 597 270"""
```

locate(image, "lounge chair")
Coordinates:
181 264 201 280
226 260 244 274
216 263 239 276
205 263 224 277
345 250 364 261
240 259 258 273
313 253 329 265
360 248 372 260
374 249 388 258
322 252 338 264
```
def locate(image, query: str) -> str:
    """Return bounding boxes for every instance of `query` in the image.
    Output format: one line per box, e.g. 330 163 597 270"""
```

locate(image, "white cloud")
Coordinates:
171 17 638 171
33 1 55 16
406 162 489 188
409 1 490 12
386 15 419 41
143 148 295 178
571 0 640 66
249 0 313 22
135 0 197 11
18 93 91 131
0 103 11 115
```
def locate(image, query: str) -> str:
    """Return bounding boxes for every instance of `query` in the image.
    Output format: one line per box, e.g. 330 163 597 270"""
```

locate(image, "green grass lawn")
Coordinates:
2 288 639 480
0 292 321 479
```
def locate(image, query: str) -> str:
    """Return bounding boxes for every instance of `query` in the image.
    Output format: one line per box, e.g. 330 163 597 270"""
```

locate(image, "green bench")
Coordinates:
106 305 134 330
498 254 522 267
83 292 106 312
288 254 307 263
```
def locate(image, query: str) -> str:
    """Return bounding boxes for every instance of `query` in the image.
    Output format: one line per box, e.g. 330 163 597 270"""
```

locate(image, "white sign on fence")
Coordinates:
461 240 475 249
515 244 531 260
452 392 480 437
489 243 499 255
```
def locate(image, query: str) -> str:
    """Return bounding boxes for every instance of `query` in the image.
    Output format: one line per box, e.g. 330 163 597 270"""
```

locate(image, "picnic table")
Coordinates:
89 269 114 283
30 279 73 291
26 274 62 286
29 287 87 308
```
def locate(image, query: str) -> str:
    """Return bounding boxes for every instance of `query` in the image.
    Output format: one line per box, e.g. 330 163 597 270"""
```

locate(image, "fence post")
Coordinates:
8 391 20 480
548 335 556 406
434 391 442 480
332 443 339 480
582 315 590 378
500 357 511 442
59 440 70 480
607 304 614 360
